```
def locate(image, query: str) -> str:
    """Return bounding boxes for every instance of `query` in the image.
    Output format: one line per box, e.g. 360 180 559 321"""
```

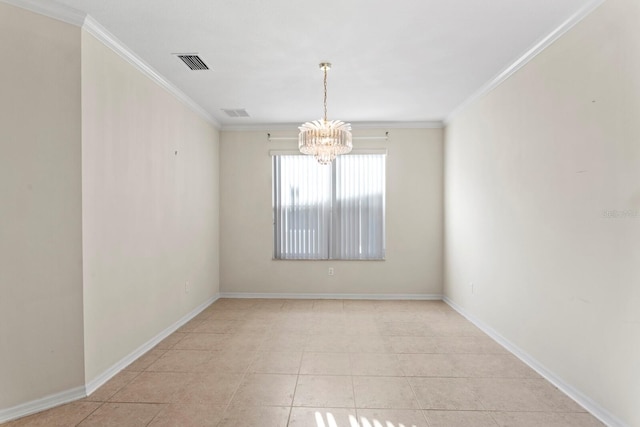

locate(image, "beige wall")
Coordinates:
220 129 443 296
0 4 84 409
444 1 640 425
81 32 220 382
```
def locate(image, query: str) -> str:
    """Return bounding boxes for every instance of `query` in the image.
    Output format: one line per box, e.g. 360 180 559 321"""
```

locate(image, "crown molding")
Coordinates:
221 123 299 132
444 0 607 125
82 16 220 129
353 121 444 129
221 120 444 132
2 0 221 129
6 0 604 136
0 0 86 25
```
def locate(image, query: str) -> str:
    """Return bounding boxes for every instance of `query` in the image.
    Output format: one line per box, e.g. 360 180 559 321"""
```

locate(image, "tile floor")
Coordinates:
4 299 604 427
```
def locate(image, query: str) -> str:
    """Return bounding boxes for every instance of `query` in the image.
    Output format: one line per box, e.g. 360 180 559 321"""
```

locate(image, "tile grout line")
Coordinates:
77 357 151 426
73 401 106 426
130 330 204 426
211 317 273 427
349 348 357 423
346 309 360 425
285 337 305 426
183 315 250 426
401 353 433 427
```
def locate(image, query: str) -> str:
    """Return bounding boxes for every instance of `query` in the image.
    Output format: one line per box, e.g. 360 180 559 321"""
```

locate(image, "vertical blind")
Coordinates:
273 154 385 260
273 155 331 259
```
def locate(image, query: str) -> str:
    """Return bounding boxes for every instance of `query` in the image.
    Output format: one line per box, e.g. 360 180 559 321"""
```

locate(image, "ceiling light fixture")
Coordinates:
298 63 352 165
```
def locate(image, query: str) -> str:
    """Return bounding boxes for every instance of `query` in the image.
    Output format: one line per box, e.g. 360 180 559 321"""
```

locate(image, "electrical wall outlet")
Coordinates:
328 267 334 276
185 281 190 294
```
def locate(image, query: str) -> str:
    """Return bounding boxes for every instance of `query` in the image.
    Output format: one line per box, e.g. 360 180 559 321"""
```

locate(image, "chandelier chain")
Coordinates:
323 66 328 122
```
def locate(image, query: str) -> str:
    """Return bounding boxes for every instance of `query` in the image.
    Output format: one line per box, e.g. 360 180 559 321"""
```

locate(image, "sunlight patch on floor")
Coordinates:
314 411 416 427
313 411 358 427
361 417 414 427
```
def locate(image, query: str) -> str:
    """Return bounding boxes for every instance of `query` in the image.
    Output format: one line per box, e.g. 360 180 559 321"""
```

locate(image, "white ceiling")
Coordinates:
49 0 596 128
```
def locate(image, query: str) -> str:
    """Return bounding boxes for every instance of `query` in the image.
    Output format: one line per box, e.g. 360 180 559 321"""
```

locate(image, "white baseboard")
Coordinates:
443 297 627 427
0 386 86 424
8 293 622 426
0 293 219 424
219 292 442 300
85 293 220 395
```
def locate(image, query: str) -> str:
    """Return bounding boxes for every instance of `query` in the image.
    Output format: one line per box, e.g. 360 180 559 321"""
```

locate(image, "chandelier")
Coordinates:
299 63 352 165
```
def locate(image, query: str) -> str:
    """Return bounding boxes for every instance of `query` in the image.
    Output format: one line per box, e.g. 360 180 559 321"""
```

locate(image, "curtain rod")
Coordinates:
267 131 389 141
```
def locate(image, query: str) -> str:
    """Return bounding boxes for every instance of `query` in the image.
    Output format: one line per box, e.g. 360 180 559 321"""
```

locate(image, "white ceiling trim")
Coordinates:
2 0 220 129
82 16 220 129
5 0 603 131
221 121 444 132
0 0 86 26
444 0 606 125
351 121 444 130
220 292 442 300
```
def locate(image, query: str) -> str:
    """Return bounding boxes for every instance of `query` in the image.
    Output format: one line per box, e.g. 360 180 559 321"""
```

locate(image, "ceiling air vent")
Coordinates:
175 54 209 70
222 109 250 118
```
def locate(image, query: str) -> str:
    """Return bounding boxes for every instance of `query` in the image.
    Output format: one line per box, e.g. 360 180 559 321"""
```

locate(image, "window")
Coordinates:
272 153 385 260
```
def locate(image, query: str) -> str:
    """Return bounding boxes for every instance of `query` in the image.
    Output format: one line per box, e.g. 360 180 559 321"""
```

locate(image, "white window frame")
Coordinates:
271 150 386 261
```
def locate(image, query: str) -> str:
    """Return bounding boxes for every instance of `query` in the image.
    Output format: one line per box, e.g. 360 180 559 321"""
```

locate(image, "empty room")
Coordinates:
1 0 638 426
